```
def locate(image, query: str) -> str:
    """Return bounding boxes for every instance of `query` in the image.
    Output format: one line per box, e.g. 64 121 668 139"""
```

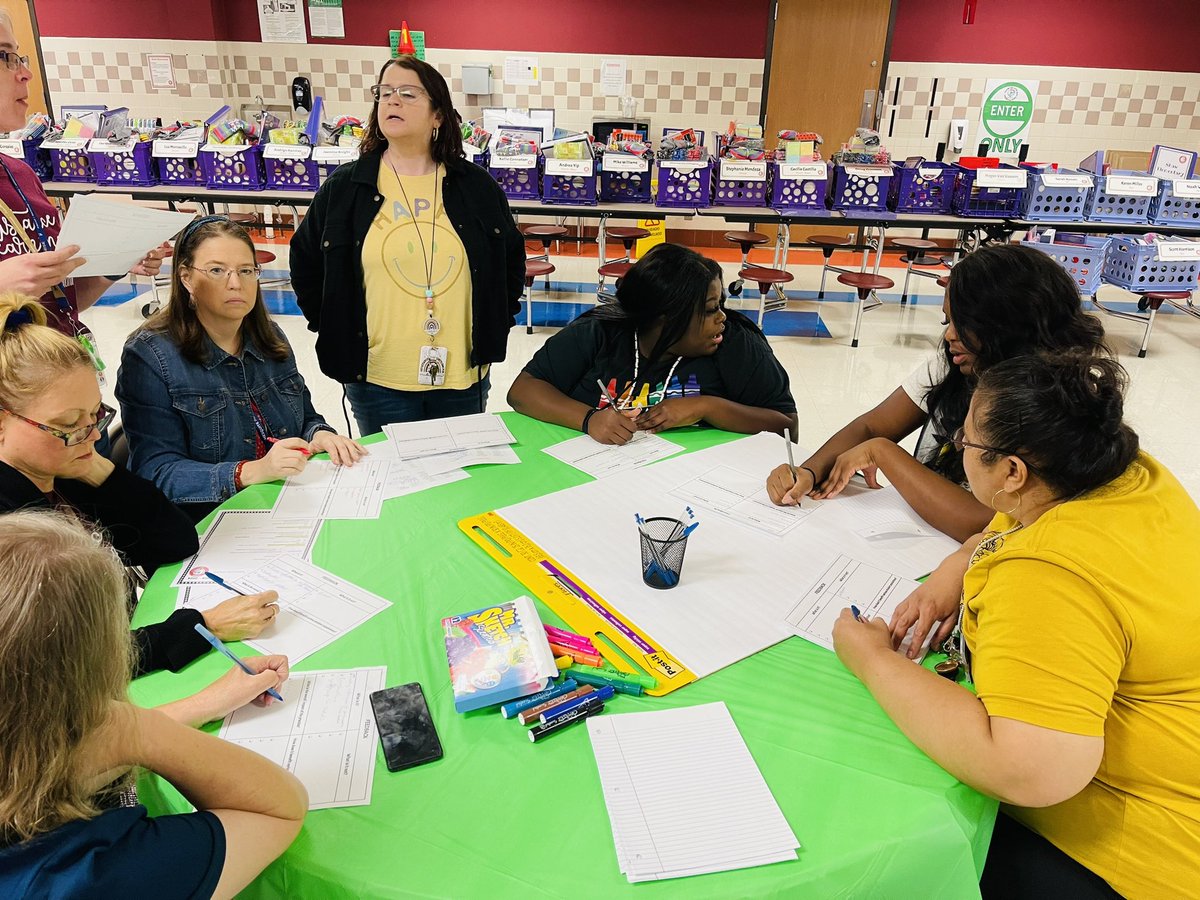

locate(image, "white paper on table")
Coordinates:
407 444 522 476
782 553 933 659
273 459 389 520
381 413 515 459
543 432 683 479
497 432 959 679
219 667 385 810
669 464 820 537
172 509 321 587
588 702 799 882
380 458 468 501
55 195 195 277
175 580 234 613
232 556 393 663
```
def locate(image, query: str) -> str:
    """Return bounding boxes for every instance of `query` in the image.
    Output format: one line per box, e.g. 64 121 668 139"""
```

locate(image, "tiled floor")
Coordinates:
86 245 1200 502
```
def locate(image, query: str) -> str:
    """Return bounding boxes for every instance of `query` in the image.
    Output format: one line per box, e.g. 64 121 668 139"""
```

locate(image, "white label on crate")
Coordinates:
719 160 767 181
843 164 891 178
659 160 704 171
201 144 249 156
41 137 89 150
1155 241 1200 261
262 144 311 160
778 162 826 181
311 145 359 163
1171 180 1200 198
975 168 1027 188
87 137 138 154
544 158 593 176
917 166 944 181
602 154 648 173
491 154 537 169
0 139 24 158
152 139 199 158
1105 175 1157 196
1041 173 1093 188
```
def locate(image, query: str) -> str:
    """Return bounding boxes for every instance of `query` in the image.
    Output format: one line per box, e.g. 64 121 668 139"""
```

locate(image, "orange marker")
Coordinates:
517 684 595 725
548 641 602 668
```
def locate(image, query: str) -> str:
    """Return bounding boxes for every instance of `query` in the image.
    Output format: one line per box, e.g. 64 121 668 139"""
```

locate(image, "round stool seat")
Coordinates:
254 250 276 266
723 230 769 247
522 225 569 239
607 226 651 240
888 238 938 252
806 234 852 249
936 275 950 288
837 272 894 293
598 261 634 279
524 259 555 279
1140 290 1190 301
741 266 794 287
227 213 259 227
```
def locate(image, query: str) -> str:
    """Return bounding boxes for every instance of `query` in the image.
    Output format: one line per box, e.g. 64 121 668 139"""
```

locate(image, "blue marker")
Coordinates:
500 678 578 719
193 623 284 702
538 684 616 724
204 571 248 595
851 605 866 622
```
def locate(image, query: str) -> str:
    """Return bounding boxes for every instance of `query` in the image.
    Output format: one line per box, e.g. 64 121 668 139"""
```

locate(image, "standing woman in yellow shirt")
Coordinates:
291 57 525 435
833 352 1200 899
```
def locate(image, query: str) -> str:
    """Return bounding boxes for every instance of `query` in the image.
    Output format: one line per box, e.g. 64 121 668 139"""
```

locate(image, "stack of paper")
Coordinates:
588 702 799 882
381 413 516 459
543 431 683 479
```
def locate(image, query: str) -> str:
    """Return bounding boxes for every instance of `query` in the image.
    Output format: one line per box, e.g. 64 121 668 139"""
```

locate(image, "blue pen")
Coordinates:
193 623 284 702
851 605 866 622
204 571 248 595
500 678 578 719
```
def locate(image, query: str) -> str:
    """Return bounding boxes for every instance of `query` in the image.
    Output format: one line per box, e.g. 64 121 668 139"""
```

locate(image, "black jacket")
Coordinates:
290 151 526 385
0 459 208 676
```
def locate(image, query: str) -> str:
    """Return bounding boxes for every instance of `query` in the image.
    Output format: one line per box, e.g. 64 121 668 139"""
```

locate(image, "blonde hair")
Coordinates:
0 292 92 413
0 510 134 843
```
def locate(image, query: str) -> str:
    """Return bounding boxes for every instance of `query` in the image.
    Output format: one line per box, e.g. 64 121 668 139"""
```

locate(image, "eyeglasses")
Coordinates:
370 84 428 104
950 426 1012 457
183 264 262 282
0 51 31 72
0 402 116 447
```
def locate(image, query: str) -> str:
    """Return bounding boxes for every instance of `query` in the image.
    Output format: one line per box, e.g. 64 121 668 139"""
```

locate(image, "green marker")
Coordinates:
569 668 643 695
567 663 655 693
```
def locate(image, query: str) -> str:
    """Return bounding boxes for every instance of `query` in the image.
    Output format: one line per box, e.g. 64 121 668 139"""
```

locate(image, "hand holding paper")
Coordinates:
55 195 195 277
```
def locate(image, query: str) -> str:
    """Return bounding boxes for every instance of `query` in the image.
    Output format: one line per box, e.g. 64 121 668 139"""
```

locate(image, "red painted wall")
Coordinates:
33 0 772 58
892 0 1200 72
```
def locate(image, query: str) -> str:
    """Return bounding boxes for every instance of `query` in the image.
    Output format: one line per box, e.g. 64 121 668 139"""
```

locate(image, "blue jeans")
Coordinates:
343 374 491 437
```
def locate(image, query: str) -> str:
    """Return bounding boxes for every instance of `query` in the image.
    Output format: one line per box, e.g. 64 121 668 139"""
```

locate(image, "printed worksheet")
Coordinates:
232 556 393 663
544 432 684 479
669 465 820 536
381 458 468 502
382 413 516 458
407 444 522 475
782 553 931 658
172 509 321 587
219 667 386 810
272 459 390 520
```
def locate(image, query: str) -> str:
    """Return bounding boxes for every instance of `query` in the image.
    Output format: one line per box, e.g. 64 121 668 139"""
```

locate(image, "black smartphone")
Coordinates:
369 683 443 772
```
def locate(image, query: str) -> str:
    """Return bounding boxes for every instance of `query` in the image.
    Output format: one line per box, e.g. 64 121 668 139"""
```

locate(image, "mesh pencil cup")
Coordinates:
638 517 691 590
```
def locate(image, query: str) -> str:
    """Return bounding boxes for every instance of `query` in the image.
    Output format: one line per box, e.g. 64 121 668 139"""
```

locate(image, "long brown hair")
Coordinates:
142 218 288 364
359 56 464 165
0 510 134 843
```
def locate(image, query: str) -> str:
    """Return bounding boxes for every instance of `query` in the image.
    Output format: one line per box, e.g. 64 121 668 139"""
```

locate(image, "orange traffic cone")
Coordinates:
398 20 416 56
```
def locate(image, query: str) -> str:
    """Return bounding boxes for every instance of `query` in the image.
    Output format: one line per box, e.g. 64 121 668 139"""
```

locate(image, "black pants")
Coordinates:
981 812 1122 898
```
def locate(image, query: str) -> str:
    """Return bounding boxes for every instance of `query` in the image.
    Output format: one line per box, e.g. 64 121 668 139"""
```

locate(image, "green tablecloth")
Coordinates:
131 414 996 898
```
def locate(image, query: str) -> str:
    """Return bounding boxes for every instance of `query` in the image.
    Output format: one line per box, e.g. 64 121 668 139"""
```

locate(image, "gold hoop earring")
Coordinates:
990 489 1021 516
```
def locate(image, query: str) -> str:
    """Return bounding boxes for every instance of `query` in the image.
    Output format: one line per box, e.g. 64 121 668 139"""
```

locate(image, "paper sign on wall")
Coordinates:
146 54 176 90
975 79 1040 157
257 0 307 44
504 56 539 86
600 58 627 97
308 0 344 38
389 29 426 60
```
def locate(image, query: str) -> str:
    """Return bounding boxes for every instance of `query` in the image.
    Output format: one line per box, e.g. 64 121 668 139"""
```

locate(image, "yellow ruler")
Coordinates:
459 511 696 696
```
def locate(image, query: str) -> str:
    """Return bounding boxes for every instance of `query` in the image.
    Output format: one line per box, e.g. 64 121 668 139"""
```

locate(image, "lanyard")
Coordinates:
0 157 55 251
628 332 683 407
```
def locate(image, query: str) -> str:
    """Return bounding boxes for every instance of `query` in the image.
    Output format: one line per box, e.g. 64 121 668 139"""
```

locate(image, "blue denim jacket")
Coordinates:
116 326 332 504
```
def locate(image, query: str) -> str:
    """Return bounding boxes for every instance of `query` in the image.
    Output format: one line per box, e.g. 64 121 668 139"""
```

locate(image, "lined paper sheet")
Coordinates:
543 432 683 479
588 702 799 882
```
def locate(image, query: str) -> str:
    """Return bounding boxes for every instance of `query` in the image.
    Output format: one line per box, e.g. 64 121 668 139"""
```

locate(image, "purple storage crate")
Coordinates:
200 144 266 190
598 155 652 203
770 161 826 211
311 146 362 183
0 138 51 179
264 150 320 191
157 155 203 186
46 143 94 183
90 140 157 186
488 156 540 200
712 159 769 206
888 162 952 213
1020 168 1093 222
1084 170 1155 224
1021 233 1109 295
950 163 1026 218
655 160 711 208
829 164 893 212
1150 178 1200 226
463 148 489 169
1102 236 1200 291
541 158 598 205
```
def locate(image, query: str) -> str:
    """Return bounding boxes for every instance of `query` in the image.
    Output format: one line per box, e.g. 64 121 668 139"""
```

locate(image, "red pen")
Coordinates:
267 436 312 457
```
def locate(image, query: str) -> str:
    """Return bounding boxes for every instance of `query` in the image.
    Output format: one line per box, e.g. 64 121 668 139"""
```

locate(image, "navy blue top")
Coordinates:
0 805 225 898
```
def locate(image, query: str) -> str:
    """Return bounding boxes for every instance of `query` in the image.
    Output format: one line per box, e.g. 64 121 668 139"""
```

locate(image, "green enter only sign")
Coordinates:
980 81 1035 154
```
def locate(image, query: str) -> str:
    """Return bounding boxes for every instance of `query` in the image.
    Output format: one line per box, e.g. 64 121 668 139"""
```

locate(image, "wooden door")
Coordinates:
2 0 51 118
764 0 893 242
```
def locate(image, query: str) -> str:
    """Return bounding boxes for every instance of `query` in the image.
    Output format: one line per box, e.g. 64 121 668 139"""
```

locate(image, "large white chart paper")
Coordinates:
496 432 958 679
589 702 799 882
219 667 386 810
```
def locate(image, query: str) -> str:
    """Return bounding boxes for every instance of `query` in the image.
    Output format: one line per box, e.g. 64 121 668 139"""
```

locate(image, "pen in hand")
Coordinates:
267 436 312 457
193 622 285 702
784 427 798 483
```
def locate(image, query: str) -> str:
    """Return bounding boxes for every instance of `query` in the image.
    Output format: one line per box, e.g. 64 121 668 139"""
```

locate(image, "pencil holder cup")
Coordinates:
638 517 690 590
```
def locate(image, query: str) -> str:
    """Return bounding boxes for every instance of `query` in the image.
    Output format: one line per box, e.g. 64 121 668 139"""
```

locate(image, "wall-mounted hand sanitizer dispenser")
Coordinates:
949 119 968 152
